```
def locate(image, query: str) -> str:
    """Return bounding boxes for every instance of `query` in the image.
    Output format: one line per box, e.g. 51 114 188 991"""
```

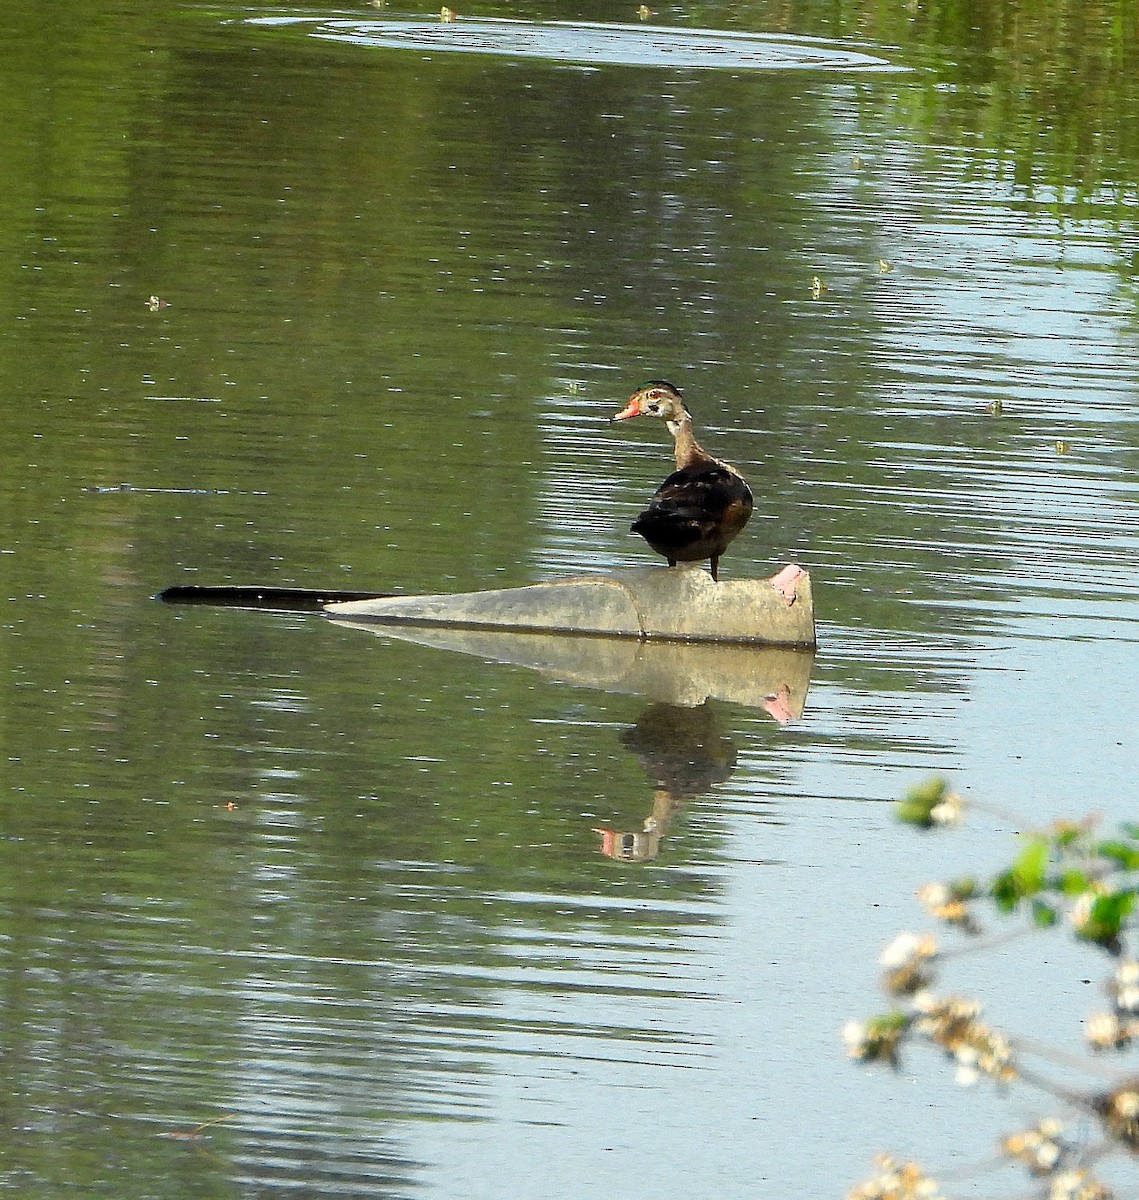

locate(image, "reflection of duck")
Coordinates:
595 702 737 862
620 701 737 797
613 380 753 582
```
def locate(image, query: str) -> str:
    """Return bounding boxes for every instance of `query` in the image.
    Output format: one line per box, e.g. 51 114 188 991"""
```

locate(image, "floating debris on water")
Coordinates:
85 484 225 495
147 395 222 403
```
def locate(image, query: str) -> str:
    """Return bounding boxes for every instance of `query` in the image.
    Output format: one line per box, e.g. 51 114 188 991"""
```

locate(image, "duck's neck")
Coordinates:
667 414 706 470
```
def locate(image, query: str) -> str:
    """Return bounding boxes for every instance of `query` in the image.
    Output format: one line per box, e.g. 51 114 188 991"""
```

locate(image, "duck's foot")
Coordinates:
769 563 806 606
762 685 795 726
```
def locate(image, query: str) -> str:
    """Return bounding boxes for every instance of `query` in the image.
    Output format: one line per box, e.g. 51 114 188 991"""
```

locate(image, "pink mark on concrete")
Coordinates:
769 563 806 606
761 684 796 725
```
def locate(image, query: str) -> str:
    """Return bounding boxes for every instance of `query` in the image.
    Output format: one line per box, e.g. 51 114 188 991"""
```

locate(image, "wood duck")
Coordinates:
612 380 753 582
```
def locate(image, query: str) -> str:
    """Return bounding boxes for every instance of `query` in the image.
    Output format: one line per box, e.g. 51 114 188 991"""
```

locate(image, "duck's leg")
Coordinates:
667 556 677 568
709 555 720 582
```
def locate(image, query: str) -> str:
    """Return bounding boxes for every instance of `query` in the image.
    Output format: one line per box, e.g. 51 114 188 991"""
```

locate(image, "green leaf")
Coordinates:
896 777 949 828
991 869 1020 911
990 837 1051 910
950 877 978 901
1052 823 1089 850
1096 840 1139 870
1011 837 1050 894
868 1011 910 1035
1030 898 1059 928
1058 868 1092 896
1076 890 1137 947
1092 889 1135 926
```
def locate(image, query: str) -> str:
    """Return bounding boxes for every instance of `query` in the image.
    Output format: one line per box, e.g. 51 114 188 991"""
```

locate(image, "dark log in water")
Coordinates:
157 585 391 611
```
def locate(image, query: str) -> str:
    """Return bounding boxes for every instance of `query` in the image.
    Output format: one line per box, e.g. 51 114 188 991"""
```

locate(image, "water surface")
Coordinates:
2 1 1138 1196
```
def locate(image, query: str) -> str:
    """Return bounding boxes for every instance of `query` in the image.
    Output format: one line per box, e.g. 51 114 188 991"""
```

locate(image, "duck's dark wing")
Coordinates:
631 463 753 559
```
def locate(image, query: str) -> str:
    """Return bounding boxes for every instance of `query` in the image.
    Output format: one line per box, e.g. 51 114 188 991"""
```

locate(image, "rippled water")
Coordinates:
248 14 903 70
2 2 1138 1197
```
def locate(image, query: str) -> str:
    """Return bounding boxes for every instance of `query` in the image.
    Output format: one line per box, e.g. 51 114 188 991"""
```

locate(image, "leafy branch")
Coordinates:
845 778 1139 1200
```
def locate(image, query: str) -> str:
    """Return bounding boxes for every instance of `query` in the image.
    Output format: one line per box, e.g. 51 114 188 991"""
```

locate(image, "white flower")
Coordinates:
1086 1011 1127 1050
842 1021 867 1053
929 792 963 826
880 932 938 969
953 1044 979 1086
1112 960 1139 1013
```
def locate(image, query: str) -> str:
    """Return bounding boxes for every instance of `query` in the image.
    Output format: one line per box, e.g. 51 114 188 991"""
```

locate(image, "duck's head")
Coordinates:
612 380 690 428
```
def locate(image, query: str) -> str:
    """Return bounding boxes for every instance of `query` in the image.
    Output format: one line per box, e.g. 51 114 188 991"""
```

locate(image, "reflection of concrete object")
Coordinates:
328 576 813 864
596 701 737 863
329 618 813 714
326 565 815 648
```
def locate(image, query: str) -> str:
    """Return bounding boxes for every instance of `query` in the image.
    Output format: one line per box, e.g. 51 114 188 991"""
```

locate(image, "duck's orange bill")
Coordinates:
612 399 641 420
